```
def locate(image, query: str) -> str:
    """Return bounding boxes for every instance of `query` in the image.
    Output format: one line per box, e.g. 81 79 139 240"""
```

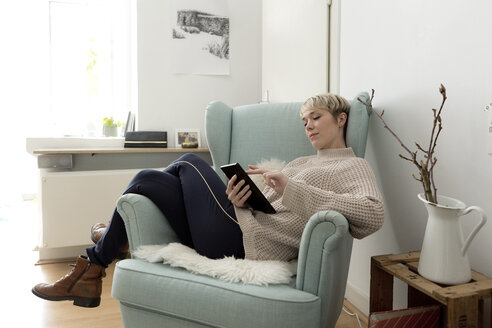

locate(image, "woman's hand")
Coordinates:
225 175 252 208
262 171 288 195
247 165 288 195
246 165 271 175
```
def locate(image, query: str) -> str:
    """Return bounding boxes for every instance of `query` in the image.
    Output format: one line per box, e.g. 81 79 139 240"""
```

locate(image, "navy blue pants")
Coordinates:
86 153 244 267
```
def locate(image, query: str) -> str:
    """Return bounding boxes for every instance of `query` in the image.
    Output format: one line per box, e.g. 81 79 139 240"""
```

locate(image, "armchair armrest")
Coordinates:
296 210 353 328
116 193 180 253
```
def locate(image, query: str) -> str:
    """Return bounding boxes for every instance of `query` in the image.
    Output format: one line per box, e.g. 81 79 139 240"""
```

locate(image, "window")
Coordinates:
49 0 131 137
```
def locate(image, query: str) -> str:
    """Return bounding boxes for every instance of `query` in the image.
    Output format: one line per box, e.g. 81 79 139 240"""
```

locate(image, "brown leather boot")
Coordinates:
90 222 108 244
32 256 106 308
90 222 129 259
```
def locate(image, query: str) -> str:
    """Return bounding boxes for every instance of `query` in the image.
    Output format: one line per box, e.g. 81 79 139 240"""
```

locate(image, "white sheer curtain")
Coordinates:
0 1 49 205
49 0 131 137
0 0 131 206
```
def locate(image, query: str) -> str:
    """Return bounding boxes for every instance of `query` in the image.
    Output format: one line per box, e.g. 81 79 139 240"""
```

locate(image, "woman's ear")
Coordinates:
338 112 348 127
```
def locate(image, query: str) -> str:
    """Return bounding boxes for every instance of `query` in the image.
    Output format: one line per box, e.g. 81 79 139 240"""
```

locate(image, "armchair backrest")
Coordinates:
205 92 372 181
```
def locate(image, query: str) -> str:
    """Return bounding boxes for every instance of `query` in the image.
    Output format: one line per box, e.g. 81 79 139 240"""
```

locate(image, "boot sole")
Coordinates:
31 287 101 308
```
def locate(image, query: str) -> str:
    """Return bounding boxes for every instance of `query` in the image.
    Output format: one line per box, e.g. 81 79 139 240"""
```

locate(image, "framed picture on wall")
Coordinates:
175 129 201 148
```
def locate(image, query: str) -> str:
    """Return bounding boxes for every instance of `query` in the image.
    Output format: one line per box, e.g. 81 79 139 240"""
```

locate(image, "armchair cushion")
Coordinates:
112 259 321 328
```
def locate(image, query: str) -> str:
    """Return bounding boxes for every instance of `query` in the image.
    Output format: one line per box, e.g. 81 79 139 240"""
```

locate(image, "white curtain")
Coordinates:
0 1 48 206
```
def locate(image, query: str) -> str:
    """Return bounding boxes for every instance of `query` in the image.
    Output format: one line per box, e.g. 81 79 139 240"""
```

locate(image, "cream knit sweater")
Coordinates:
234 147 384 261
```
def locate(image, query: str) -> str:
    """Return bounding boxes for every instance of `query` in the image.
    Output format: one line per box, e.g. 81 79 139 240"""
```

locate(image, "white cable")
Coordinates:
174 160 239 225
342 306 362 328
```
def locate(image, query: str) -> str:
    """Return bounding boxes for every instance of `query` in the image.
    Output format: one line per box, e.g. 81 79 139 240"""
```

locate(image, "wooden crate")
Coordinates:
370 251 492 328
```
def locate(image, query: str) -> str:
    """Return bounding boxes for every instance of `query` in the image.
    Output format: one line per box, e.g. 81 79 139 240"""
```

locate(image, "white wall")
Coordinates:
262 0 329 102
136 0 262 147
340 0 492 315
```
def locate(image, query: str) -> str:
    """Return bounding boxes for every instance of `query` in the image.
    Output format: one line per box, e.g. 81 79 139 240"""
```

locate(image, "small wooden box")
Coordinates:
370 251 492 328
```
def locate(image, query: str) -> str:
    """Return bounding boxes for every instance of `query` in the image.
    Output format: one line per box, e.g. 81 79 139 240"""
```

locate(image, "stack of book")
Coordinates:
124 131 167 148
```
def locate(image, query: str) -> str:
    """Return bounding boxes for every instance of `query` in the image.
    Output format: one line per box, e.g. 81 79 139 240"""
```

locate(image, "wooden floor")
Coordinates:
0 200 367 328
7 261 123 328
2 260 367 328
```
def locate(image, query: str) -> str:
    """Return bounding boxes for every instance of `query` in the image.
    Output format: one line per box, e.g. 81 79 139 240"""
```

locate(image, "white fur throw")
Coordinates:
249 158 287 190
134 243 297 286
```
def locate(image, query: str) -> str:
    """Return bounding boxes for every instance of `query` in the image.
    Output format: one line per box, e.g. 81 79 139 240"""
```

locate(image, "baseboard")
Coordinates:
36 257 78 265
37 244 91 262
345 282 370 317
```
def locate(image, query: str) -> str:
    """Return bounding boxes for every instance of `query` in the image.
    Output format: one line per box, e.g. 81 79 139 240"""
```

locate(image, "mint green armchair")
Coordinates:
111 93 371 328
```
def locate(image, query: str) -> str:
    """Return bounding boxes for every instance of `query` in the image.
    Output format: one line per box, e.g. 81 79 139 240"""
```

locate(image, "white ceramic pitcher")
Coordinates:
417 193 487 285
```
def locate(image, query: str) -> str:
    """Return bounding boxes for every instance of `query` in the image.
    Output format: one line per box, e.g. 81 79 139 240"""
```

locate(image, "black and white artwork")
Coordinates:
171 0 230 75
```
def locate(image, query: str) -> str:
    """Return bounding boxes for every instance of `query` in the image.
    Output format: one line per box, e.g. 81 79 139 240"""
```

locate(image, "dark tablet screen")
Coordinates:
221 163 276 214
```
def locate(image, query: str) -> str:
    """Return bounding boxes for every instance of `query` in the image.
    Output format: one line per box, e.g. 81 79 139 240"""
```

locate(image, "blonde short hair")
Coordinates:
300 93 351 118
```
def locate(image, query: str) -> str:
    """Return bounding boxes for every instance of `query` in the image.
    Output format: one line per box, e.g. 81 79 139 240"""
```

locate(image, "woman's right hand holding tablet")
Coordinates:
225 175 252 208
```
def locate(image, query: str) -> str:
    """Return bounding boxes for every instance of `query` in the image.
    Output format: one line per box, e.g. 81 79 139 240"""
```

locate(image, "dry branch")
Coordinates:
357 85 447 204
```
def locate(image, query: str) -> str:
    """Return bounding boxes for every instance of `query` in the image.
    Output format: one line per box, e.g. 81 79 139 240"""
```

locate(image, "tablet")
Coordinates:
221 163 276 214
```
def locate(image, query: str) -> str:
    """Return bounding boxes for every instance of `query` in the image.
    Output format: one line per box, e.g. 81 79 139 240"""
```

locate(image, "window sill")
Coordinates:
26 137 124 155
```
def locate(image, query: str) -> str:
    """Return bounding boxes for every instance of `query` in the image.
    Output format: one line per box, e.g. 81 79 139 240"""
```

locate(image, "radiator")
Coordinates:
38 168 157 260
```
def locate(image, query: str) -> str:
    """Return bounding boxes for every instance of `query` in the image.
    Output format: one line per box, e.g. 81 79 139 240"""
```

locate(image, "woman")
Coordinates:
32 93 384 308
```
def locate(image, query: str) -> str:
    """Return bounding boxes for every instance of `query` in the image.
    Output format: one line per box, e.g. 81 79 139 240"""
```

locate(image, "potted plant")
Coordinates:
102 117 122 137
359 85 487 285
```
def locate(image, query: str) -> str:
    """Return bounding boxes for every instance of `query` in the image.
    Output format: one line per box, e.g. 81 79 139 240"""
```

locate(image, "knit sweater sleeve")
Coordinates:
281 158 384 239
